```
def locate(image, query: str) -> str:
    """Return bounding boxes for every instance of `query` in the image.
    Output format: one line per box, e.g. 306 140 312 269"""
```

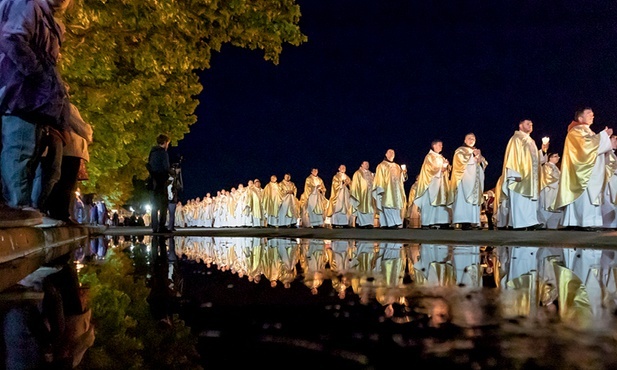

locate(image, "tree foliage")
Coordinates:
61 0 307 206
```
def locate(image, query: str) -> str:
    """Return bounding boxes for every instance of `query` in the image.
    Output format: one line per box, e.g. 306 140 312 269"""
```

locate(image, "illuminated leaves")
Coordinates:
61 0 306 205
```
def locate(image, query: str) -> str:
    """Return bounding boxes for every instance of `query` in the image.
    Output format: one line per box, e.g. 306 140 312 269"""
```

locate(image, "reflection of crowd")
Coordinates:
174 236 617 328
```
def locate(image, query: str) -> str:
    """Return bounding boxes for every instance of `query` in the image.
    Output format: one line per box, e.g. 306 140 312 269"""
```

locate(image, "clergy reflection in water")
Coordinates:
172 236 617 329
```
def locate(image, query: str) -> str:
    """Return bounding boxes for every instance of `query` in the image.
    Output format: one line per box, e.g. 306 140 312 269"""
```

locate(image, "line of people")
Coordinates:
154 107 617 232
167 149 410 230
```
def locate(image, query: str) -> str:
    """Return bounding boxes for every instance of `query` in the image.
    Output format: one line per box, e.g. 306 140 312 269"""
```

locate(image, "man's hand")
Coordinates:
605 126 613 137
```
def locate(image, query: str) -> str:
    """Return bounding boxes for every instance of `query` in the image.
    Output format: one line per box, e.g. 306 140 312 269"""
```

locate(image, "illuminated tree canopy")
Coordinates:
61 0 306 205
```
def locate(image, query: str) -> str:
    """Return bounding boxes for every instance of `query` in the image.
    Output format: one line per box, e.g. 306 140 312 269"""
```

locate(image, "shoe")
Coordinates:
0 205 43 228
64 218 82 226
35 216 65 228
527 223 545 231
577 226 601 232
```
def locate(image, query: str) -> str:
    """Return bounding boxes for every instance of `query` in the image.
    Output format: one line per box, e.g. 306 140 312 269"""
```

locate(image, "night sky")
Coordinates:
171 0 617 202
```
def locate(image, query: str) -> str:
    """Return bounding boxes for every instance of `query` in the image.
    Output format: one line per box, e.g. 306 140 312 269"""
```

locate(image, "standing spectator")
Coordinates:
0 0 73 227
146 134 171 233
372 149 408 229
553 108 614 231
494 119 548 230
96 199 109 226
327 164 352 228
449 133 488 230
413 140 451 229
89 200 98 225
45 103 92 223
350 161 375 228
73 192 86 224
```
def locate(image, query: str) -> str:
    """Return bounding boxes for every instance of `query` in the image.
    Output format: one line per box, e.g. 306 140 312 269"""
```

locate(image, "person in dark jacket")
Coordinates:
0 0 73 228
147 134 171 233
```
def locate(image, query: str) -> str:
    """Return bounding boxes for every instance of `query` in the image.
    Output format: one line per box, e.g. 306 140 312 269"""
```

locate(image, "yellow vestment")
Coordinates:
372 159 407 210
494 130 540 215
553 124 602 209
414 151 449 206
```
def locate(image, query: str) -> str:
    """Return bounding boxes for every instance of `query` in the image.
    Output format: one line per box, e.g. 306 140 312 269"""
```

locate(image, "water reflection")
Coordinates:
77 235 617 368
160 236 617 331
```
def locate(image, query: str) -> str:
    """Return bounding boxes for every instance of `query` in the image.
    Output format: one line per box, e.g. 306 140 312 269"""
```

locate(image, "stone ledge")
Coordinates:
0 226 90 292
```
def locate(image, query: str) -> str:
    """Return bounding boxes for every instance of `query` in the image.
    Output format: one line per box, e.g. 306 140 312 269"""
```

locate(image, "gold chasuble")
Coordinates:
415 151 449 206
299 175 327 214
448 145 486 205
350 168 374 214
494 131 539 213
373 160 407 210
553 123 602 209
540 162 560 191
261 182 281 217
326 172 351 217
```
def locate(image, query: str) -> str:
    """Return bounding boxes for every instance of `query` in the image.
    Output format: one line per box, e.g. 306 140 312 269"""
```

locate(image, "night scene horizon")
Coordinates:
170 0 617 202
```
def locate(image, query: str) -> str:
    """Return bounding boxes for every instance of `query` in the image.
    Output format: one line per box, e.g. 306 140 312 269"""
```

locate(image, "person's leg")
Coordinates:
150 193 159 232
36 130 63 215
157 192 168 231
167 202 176 230
1 116 39 207
47 156 80 221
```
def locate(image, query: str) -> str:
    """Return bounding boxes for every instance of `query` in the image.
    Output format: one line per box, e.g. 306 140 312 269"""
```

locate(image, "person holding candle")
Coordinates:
553 108 615 231
449 133 488 230
327 164 353 228
538 152 563 229
372 149 408 229
494 119 549 230
413 139 452 229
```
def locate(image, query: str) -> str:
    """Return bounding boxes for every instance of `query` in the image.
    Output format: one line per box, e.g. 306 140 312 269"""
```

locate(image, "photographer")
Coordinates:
146 134 171 233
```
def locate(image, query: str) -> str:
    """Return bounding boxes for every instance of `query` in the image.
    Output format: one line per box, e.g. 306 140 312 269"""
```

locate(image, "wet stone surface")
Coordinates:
104 235 617 369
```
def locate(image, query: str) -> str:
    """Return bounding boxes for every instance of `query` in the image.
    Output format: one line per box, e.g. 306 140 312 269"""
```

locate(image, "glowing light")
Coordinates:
144 204 151 213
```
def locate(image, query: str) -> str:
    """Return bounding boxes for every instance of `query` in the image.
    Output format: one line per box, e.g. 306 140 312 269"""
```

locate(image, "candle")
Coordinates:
542 137 550 144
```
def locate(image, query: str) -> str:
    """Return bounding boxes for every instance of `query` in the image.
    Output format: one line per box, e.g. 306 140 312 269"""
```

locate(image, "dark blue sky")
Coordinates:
172 0 617 201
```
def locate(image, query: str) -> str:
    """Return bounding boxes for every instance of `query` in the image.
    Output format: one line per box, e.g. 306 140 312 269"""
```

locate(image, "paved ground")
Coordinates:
95 225 617 249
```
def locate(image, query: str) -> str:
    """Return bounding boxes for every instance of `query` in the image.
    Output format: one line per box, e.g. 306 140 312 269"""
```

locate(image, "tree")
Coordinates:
61 0 306 206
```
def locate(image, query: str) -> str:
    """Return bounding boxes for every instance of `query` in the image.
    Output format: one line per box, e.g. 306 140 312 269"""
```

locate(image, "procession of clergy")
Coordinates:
171 107 617 232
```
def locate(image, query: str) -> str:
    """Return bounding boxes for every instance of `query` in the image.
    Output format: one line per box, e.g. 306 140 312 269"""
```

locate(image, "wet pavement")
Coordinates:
93 231 617 370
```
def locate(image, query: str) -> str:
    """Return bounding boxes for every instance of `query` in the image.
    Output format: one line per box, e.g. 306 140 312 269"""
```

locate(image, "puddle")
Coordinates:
80 235 617 369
